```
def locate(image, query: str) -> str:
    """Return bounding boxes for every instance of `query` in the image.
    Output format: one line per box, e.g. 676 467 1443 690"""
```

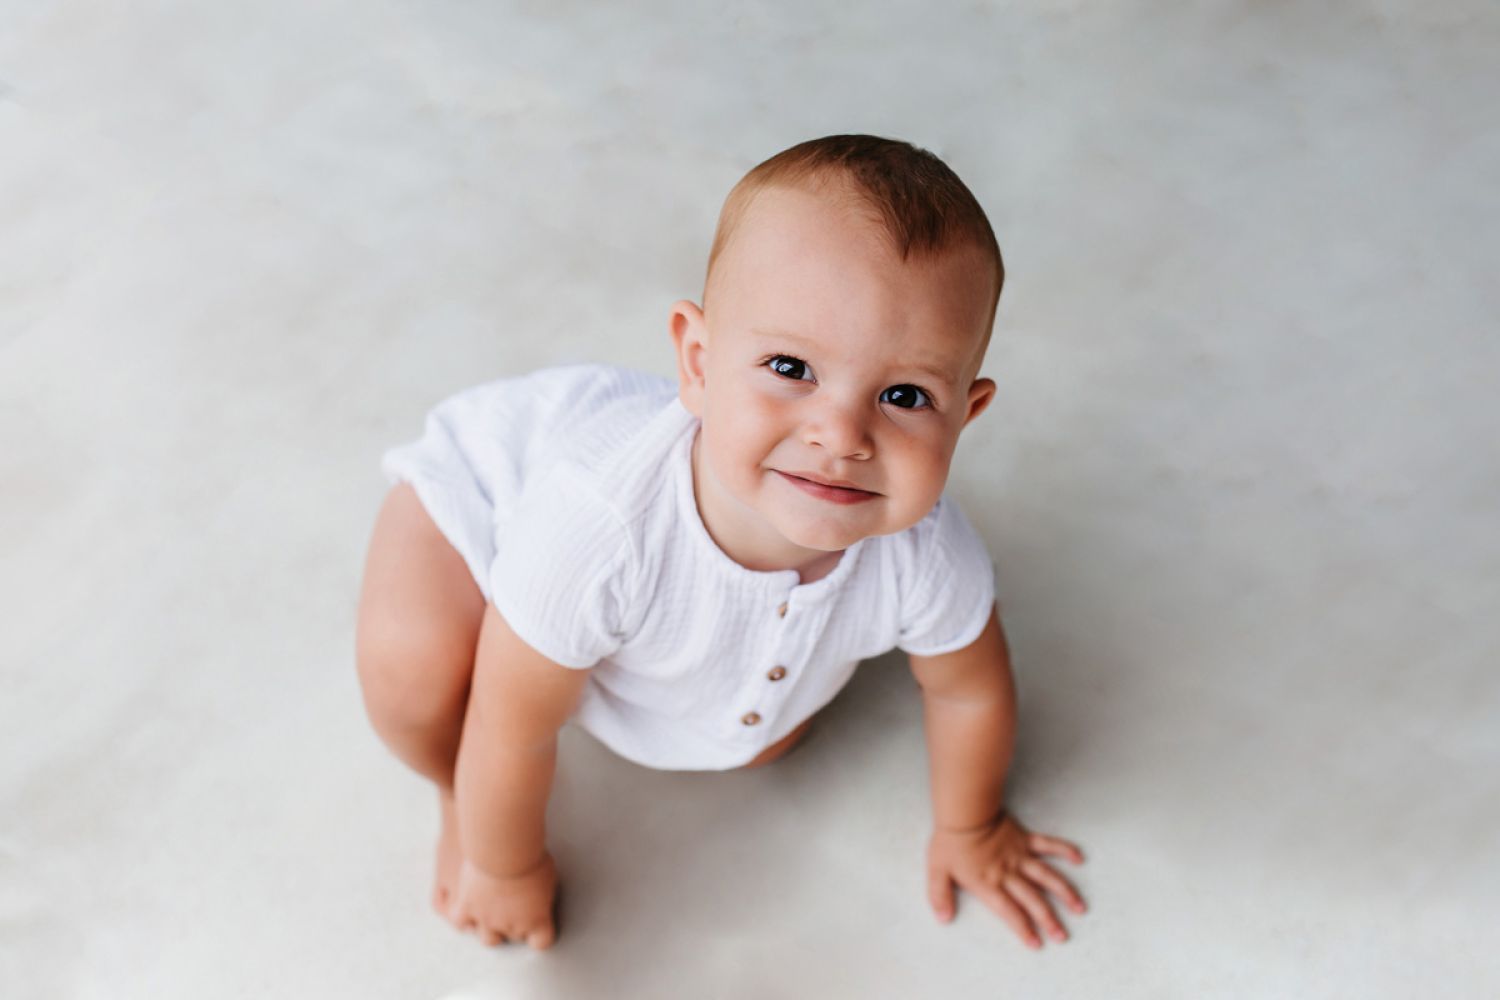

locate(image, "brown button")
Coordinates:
741 711 762 726
767 666 787 681
776 602 789 618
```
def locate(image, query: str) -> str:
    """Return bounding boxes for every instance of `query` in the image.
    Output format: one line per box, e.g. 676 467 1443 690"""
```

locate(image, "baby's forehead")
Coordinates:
738 181 906 255
734 183 991 279
787 312 988 370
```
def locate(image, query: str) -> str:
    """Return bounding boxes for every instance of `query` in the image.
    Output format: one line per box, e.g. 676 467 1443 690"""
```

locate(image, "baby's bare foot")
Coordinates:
432 790 462 918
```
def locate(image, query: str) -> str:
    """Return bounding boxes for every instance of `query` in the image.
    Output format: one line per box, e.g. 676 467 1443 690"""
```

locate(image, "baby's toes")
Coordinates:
431 805 463 919
431 861 463 923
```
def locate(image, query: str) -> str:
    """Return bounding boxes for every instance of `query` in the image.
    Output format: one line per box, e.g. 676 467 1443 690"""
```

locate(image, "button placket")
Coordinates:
735 590 800 736
736 579 842 741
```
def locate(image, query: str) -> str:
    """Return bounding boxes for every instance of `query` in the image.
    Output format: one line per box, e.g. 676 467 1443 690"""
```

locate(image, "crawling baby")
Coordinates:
356 134 1087 950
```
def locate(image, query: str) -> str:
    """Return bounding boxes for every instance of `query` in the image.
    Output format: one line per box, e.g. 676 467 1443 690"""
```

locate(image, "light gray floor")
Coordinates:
3 2 1496 997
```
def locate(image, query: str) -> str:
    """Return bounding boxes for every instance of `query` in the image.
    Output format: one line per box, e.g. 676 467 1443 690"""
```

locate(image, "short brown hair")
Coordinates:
704 134 1004 331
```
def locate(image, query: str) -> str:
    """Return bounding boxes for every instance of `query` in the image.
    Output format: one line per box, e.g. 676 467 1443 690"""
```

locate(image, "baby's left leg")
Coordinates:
355 482 486 914
356 484 485 786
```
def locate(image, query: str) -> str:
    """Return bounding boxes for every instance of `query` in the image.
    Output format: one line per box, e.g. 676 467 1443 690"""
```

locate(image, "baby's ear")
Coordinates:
669 300 709 417
962 377 997 428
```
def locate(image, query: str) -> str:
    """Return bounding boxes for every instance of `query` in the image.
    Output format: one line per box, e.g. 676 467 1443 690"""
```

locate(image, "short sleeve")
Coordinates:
896 496 996 657
487 463 636 668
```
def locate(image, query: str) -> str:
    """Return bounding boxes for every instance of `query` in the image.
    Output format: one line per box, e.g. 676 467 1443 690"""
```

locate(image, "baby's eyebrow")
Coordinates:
751 327 960 387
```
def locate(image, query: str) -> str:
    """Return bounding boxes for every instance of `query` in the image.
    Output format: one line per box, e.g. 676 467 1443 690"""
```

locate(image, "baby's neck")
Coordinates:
794 550 843 585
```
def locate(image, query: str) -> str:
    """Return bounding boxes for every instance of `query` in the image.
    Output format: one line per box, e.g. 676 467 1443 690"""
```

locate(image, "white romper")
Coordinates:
381 364 996 771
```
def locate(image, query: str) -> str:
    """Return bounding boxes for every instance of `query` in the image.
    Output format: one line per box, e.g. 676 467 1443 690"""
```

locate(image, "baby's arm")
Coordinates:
910 606 1088 948
449 603 589 949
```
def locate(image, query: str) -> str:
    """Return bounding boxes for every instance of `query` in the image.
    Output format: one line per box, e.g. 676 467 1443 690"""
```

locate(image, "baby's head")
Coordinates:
670 135 1003 555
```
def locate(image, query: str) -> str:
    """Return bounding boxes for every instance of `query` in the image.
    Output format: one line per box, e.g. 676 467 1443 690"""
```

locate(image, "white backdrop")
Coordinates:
2 2 1496 997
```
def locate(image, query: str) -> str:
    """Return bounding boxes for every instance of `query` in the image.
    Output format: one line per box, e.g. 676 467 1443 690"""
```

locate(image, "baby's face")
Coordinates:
673 184 997 554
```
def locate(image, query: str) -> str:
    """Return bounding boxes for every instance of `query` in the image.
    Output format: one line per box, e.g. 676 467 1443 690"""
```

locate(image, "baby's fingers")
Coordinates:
1027 832 1085 865
1022 858 1087 915
970 881 1041 949
1005 875 1068 943
927 861 958 922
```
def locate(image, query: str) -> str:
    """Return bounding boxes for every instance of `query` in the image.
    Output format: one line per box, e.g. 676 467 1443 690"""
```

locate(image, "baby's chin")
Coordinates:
772 511 887 553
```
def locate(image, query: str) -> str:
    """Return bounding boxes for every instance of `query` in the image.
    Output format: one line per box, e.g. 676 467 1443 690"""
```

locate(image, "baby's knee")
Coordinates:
356 482 485 734
356 620 472 733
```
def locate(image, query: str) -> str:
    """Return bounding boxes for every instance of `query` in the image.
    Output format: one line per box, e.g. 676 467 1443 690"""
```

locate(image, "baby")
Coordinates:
356 134 1087 951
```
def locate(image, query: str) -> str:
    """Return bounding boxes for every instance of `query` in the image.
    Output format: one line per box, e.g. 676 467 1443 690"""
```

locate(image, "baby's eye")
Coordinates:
880 384 931 409
767 355 814 382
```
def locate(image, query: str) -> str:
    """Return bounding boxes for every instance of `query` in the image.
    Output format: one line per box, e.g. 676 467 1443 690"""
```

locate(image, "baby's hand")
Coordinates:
926 811 1086 948
446 854 559 949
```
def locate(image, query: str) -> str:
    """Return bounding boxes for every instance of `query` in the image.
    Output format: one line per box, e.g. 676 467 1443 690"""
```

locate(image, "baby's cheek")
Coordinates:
705 410 767 485
906 448 954 509
729 397 784 451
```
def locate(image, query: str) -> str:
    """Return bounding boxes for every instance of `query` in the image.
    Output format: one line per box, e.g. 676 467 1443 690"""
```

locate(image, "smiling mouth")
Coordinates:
774 470 880 504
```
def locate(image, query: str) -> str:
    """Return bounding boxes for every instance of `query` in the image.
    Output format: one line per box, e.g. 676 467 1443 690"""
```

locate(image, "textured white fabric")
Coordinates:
382 364 996 770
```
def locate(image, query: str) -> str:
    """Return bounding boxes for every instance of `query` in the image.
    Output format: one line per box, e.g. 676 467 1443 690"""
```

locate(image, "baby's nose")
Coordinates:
801 398 874 460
